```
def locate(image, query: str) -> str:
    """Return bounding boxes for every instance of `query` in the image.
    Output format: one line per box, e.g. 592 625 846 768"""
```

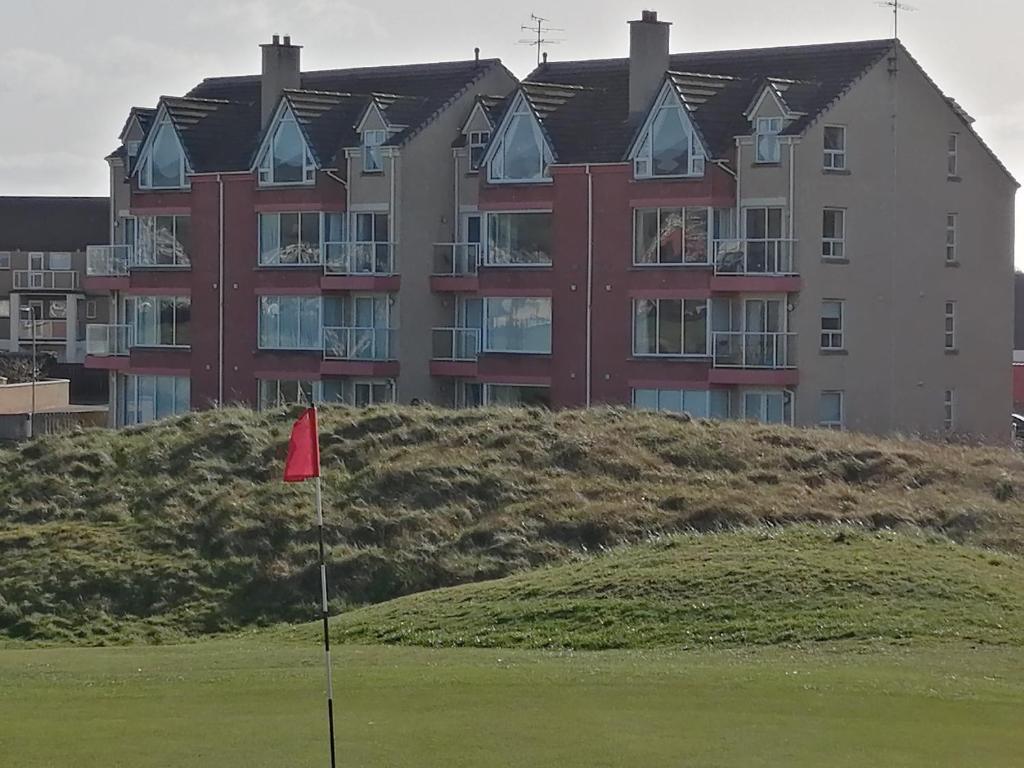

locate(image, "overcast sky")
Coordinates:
2 0 1020 263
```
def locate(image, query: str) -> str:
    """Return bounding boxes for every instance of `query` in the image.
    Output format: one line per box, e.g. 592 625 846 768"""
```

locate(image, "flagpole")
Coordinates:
313 412 337 768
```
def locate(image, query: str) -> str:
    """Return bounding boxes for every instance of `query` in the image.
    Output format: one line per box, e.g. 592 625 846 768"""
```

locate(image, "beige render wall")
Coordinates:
397 64 517 404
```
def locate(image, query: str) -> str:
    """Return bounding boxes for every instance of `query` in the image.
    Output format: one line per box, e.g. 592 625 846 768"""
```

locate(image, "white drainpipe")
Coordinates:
585 164 594 407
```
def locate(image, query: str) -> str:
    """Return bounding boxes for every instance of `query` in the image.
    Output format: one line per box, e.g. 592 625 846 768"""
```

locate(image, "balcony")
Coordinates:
13 270 80 291
432 243 480 276
19 319 68 341
324 242 396 276
85 324 132 357
323 327 396 361
713 239 798 276
712 332 797 369
432 327 480 361
86 245 131 276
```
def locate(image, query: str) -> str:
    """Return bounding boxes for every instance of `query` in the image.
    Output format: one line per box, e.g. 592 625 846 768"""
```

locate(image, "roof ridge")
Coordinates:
196 57 505 86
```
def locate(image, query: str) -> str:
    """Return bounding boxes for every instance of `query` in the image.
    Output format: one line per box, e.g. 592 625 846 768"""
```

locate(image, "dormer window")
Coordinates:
257 108 316 185
632 87 706 179
363 129 387 173
126 140 141 158
755 117 783 164
138 116 187 189
487 96 552 183
469 131 490 170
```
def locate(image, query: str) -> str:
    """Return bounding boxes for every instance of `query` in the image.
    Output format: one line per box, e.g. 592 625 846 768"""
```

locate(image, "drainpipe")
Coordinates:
585 164 594 407
218 173 225 405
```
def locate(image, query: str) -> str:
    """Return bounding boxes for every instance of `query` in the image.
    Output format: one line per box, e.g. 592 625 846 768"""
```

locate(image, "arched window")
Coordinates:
139 116 187 189
633 89 706 179
487 97 552 183
257 108 316 185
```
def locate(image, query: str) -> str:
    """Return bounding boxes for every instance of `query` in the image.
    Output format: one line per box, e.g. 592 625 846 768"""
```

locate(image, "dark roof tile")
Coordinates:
0 197 109 252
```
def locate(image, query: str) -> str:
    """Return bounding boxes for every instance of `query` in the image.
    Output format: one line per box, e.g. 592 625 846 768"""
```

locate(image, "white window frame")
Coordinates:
820 300 845 350
947 133 959 178
823 125 847 170
86 300 98 320
819 391 845 431
0 299 10 318
129 295 191 348
632 298 710 358
755 117 784 164
0 252 9 270
121 374 190 426
362 129 387 173
741 389 794 426
138 114 189 190
822 208 846 260
258 379 319 410
468 130 490 171
633 207 712 266
29 252 45 271
255 106 317 186
258 212 324 266
944 301 957 351
134 215 190 268
482 297 552 354
258 295 323 351
946 213 958 264
484 211 553 267
482 383 552 407
485 93 553 184
944 389 956 432
632 85 707 179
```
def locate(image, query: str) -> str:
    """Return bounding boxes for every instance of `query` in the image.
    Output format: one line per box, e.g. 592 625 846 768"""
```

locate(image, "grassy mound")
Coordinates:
317 527 1024 650
1 405 1023 643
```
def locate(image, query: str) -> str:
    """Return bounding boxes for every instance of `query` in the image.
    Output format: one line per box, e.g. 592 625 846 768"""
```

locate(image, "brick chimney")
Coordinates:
261 34 302 127
629 11 671 122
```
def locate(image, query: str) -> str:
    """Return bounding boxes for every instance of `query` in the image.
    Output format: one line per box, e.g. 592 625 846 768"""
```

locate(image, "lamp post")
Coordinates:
19 305 36 439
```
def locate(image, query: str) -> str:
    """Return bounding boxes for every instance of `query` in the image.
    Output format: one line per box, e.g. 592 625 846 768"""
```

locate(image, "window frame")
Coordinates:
486 95 553 184
944 389 956 432
633 207 712 266
632 87 707 180
258 295 324 351
822 207 846 260
256 108 317 186
129 295 191 348
820 300 845 350
482 296 553 354
944 301 957 351
482 383 552 408
258 211 324 267
819 390 845 431
258 379 318 410
755 117 784 164
134 215 191 268
632 297 710 358
85 300 98 320
741 389 794 426
947 132 959 178
946 213 958 264
138 115 189 190
0 252 9 270
484 211 553 267
823 125 847 170
0 299 10 318
362 129 387 174
121 374 190 425
468 130 491 171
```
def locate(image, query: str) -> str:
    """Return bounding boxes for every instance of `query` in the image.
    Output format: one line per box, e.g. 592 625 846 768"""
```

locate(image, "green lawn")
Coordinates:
2 641 1022 767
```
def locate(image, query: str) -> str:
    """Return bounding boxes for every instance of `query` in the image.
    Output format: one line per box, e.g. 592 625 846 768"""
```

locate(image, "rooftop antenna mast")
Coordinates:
876 0 917 40
518 14 564 67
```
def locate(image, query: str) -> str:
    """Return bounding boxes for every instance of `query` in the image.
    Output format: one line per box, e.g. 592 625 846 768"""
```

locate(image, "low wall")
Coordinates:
0 379 71 415
0 409 108 441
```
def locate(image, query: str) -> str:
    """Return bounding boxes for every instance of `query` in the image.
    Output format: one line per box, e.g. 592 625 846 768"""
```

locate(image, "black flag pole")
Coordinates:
315 470 337 768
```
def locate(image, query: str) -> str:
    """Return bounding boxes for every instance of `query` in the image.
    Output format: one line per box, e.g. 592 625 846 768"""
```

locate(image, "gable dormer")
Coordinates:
354 99 395 174
253 99 317 185
744 81 802 165
628 79 708 179
135 105 191 190
482 91 554 184
459 98 498 171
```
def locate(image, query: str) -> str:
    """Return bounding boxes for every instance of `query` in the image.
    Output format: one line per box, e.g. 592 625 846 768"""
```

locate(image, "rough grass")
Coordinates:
2 405 1024 643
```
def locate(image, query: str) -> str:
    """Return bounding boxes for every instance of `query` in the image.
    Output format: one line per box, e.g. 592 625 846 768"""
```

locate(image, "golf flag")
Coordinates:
283 407 321 482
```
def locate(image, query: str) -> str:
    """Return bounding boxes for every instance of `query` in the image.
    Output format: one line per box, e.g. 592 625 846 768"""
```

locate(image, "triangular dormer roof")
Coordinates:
743 78 805 121
626 77 712 162
131 102 193 183
250 98 320 173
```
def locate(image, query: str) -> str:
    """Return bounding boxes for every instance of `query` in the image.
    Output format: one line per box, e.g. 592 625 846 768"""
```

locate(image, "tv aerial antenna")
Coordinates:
876 1 917 39
518 14 564 66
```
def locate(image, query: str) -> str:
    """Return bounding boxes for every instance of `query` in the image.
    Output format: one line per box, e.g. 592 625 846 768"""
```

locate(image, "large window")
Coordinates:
743 390 793 425
484 297 551 353
259 212 322 265
946 213 958 264
819 391 845 430
122 375 190 425
634 208 709 265
129 296 191 347
488 97 552 183
484 384 551 408
258 296 322 350
755 117 783 163
135 216 190 267
632 389 730 419
947 133 959 178
821 300 845 350
139 116 186 189
633 89 705 178
351 212 392 273
944 301 957 351
823 126 847 170
258 109 316 185
633 298 708 356
822 208 846 260
323 378 396 407
362 129 387 173
486 212 552 266
259 379 316 410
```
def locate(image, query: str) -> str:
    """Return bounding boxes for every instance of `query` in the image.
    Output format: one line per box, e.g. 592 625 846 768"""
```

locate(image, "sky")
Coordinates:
1 0 1021 264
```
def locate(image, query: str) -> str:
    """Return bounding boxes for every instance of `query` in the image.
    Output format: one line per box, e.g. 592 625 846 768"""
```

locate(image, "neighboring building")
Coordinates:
88 13 1017 441
0 196 111 402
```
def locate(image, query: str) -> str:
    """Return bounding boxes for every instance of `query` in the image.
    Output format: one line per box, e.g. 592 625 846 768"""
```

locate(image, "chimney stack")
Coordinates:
628 10 671 122
261 35 302 127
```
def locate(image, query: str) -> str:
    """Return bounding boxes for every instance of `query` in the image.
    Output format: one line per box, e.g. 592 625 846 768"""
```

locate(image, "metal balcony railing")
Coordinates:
713 239 798 276
432 243 480 276
323 327 396 361
13 270 80 290
432 327 480 361
86 324 133 356
20 319 68 341
86 245 132 276
323 242 396 276
712 332 797 369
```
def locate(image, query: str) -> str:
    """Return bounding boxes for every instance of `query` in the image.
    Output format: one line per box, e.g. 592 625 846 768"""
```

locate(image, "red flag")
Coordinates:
284 407 321 482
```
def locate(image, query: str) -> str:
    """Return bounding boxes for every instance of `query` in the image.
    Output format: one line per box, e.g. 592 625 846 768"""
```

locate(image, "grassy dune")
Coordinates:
1 405 1023 643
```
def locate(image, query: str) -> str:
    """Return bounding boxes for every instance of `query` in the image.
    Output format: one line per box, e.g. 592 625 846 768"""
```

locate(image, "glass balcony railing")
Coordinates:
432 243 480 276
432 327 480 361
713 239 798 275
86 324 133 356
323 242 396 276
19 319 68 341
712 332 797 369
13 270 80 290
86 245 132 276
323 327 396 361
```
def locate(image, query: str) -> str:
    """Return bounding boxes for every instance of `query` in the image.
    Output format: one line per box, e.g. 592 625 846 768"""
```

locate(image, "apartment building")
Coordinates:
89 13 1016 440
1 196 111 401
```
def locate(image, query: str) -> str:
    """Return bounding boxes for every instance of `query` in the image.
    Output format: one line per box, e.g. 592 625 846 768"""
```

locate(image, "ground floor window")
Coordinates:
632 388 730 419
322 378 396 407
819 391 844 430
121 374 190 425
455 380 483 408
258 379 316 410
742 390 793 425
483 383 550 408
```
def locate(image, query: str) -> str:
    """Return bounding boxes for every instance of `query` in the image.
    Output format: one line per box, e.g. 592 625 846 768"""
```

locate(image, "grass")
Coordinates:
1 640 1022 768
2 405 1024 643
302 526 1024 650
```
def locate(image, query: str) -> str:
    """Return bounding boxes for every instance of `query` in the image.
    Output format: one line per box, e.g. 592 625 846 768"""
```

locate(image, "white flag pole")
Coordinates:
313 408 337 768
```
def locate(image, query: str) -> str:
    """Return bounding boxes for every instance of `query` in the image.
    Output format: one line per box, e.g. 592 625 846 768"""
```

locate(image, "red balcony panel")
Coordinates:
253 268 323 293
430 360 478 378
85 355 130 371
320 360 400 378
130 187 192 214
430 275 479 293
710 275 803 294
477 353 552 382
84 276 129 292
253 350 323 378
478 182 554 210
708 368 800 387
624 268 714 293
321 275 401 292
129 347 192 374
624 358 714 386
126 273 193 294
477 271 554 295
